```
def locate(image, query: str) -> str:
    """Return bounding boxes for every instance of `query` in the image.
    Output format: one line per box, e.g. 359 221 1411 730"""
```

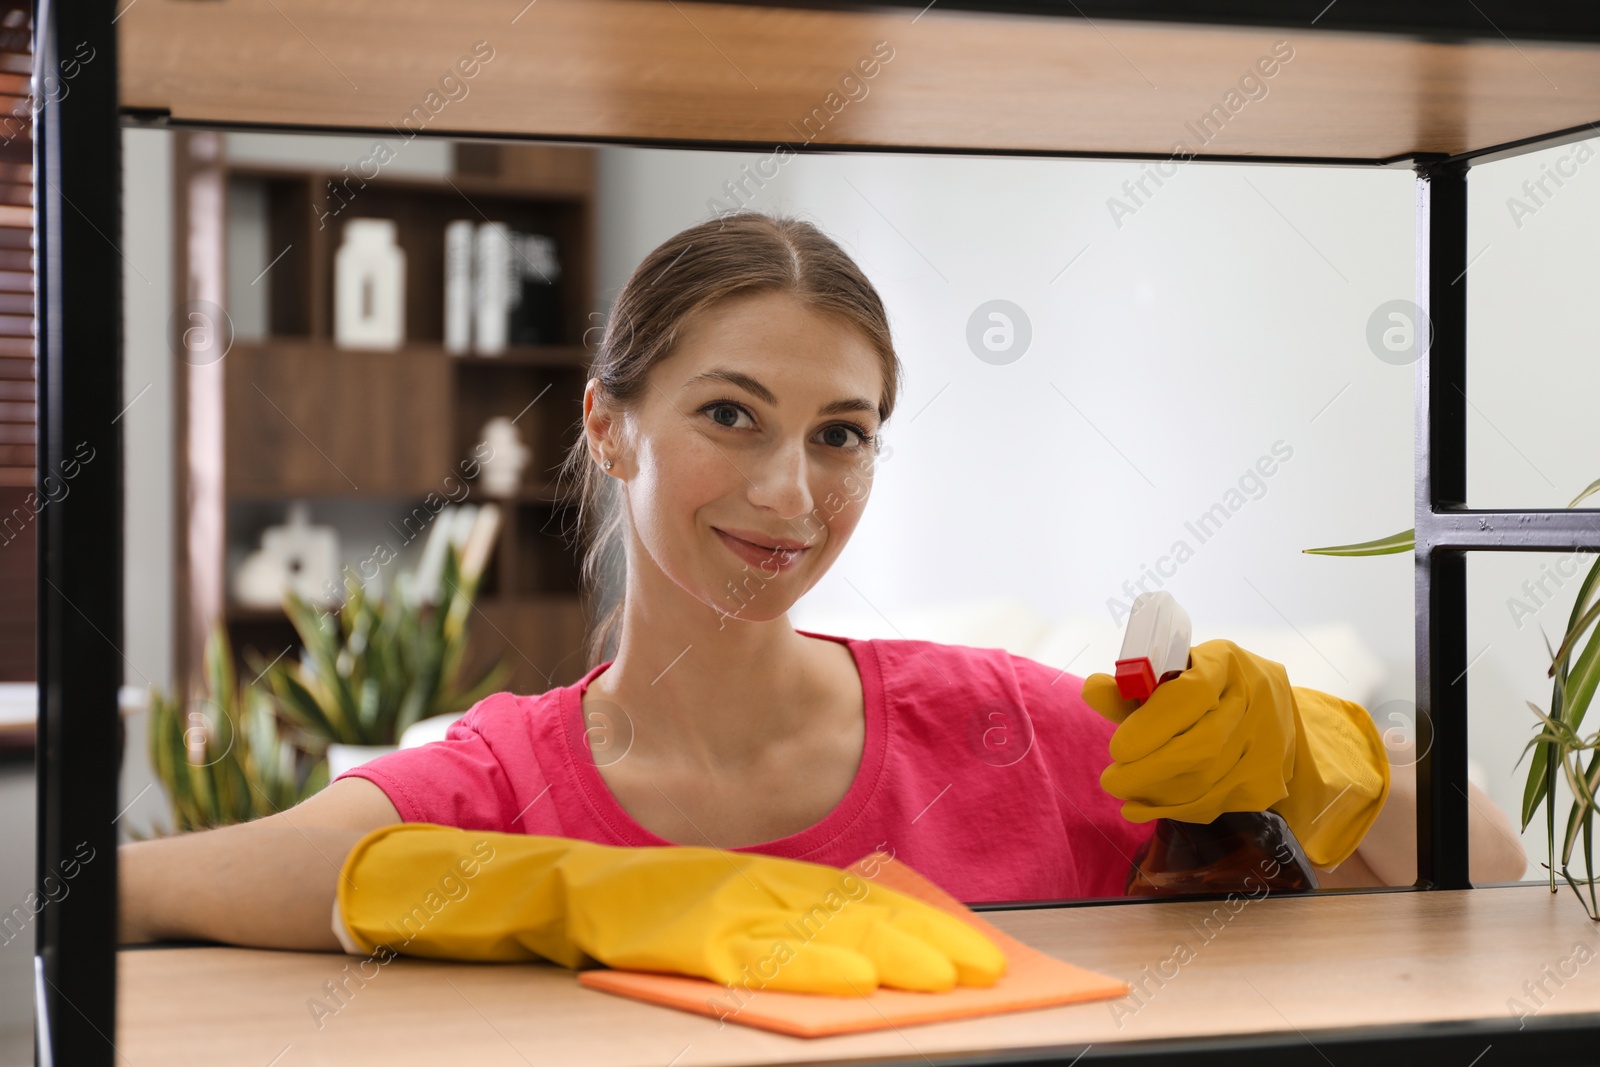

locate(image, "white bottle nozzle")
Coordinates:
1114 590 1192 701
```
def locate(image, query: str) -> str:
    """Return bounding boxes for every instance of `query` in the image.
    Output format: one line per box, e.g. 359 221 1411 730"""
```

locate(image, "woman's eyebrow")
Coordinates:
681 369 878 418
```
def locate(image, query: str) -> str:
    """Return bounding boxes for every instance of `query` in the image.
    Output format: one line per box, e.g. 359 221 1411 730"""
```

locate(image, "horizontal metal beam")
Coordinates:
1420 508 1600 551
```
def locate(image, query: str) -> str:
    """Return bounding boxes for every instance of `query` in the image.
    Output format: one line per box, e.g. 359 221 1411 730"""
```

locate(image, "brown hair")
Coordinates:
555 211 904 669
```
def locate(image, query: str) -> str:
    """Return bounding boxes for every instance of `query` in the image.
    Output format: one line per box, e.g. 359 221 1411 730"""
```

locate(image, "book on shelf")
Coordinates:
445 220 564 356
444 220 475 354
409 501 503 605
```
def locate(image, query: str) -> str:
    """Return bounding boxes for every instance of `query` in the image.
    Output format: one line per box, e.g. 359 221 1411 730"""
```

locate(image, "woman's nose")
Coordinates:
745 437 814 519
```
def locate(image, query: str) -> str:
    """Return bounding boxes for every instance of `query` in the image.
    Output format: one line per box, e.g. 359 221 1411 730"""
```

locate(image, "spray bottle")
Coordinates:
1112 591 1320 896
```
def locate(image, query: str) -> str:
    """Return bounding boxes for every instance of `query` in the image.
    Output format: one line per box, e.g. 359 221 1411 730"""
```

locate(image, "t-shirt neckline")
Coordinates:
560 629 884 856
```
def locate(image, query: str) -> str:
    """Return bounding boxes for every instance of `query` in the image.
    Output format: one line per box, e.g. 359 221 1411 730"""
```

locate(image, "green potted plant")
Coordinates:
1305 476 1600 919
251 542 512 778
144 622 327 835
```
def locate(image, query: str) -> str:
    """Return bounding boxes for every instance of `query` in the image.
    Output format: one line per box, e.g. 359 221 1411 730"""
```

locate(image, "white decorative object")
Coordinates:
443 219 475 354
326 743 398 779
334 218 406 350
458 502 502 582
232 501 341 609
477 416 530 496
399 711 466 749
406 502 502 607
327 712 466 780
473 221 510 355
410 503 466 606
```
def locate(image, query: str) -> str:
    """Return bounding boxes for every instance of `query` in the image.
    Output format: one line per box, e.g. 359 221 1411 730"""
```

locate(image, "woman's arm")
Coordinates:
1314 737 1529 889
118 776 401 950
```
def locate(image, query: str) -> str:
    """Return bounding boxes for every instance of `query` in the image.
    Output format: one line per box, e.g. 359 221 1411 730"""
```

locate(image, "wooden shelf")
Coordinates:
232 337 588 366
458 594 590 693
175 137 599 693
226 141 593 201
123 0 1600 165
116 885 1600 1066
451 346 591 367
223 342 453 498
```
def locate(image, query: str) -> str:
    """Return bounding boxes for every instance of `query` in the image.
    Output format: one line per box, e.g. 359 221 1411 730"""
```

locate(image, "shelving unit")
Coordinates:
172 134 596 693
32 1 1600 1064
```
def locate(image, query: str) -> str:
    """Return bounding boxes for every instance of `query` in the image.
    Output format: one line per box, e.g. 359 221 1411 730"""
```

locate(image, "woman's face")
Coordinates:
598 289 885 624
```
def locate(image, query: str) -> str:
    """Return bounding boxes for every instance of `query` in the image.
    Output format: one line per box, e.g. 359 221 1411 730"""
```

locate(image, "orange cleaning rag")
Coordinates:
578 851 1130 1038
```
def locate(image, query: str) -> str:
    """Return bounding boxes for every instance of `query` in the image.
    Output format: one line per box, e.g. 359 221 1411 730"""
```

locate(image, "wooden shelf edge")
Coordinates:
221 162 593 204
231 337 591 366
454 349 593 368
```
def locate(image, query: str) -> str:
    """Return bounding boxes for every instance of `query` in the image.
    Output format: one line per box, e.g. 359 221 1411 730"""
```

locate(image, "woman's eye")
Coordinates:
702 401 871 451
814 424 867 449
705 402 752 429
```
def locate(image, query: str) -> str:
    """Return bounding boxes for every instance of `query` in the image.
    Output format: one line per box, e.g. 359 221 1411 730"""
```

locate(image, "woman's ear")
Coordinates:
583 378 621 472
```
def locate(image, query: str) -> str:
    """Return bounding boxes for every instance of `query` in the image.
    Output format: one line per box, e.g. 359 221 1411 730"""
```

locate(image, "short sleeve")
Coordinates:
334 692 526 833
1006 652 1158 898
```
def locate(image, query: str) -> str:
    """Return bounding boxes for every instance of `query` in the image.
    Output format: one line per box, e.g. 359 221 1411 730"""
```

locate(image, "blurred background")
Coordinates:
0 116 1595 1061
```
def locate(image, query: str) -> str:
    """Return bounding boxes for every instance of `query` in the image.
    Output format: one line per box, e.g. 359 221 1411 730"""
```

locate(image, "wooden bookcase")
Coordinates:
173 132 596 697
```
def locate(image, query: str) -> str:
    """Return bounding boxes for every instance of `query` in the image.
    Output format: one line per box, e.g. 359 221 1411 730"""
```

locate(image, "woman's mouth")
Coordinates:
713 527 809 571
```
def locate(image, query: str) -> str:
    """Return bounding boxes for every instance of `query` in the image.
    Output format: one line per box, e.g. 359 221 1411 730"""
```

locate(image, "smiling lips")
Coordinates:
713 527 810 571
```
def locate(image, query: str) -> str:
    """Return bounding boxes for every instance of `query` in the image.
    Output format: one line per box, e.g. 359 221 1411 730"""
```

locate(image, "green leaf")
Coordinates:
262 664 337 739
1569 476 1600 509
356 676 383 744
1558 610 1600 741
1561 751 1598 867
1549 595 1600 685
1302 528 1415 556
1525 703 1556 827
1586 804 1598 919
303 756 330 797
203 621 235 718
1522 559 1597 840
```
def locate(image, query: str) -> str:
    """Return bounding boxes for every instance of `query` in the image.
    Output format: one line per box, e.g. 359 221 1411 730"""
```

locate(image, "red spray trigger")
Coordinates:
1114 592 1192 705
1114 657 1158 701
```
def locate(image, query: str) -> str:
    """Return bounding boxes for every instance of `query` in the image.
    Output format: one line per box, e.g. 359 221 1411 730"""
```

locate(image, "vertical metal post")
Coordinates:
34 0 123 1062
1414 158 1472 890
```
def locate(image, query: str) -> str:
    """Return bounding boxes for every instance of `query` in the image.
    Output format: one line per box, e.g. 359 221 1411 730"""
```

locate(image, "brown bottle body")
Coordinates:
1125 810 1320 896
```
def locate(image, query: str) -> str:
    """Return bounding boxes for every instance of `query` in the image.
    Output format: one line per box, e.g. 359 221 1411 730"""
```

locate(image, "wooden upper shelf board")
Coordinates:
118 0 1600 165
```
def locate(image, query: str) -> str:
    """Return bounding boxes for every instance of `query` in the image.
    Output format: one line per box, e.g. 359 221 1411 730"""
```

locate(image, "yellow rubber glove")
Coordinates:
1080 638 1391 870
333 823 1007 997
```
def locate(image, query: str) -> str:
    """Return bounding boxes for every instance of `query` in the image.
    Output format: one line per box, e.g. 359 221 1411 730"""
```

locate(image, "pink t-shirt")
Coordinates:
336 630 1157 904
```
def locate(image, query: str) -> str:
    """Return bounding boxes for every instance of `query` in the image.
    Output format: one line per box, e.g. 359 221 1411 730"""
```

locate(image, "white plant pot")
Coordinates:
326 742 398 780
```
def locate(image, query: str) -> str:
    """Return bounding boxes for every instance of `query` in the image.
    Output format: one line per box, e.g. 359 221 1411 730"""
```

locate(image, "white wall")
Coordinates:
1466 140 1600 877
596 139 1600 872
97 129 1600 873
116 128 177 844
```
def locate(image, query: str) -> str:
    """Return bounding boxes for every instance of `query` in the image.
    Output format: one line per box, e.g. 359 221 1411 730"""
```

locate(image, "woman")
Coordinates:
120 213 1525 992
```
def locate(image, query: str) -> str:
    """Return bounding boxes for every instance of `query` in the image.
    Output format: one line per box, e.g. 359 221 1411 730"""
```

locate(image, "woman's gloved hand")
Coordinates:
333 824 1007 997
1080 638 1391 870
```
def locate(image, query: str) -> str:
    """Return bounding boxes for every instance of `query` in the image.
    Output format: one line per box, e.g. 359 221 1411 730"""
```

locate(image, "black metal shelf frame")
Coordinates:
31 0 1600 1063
